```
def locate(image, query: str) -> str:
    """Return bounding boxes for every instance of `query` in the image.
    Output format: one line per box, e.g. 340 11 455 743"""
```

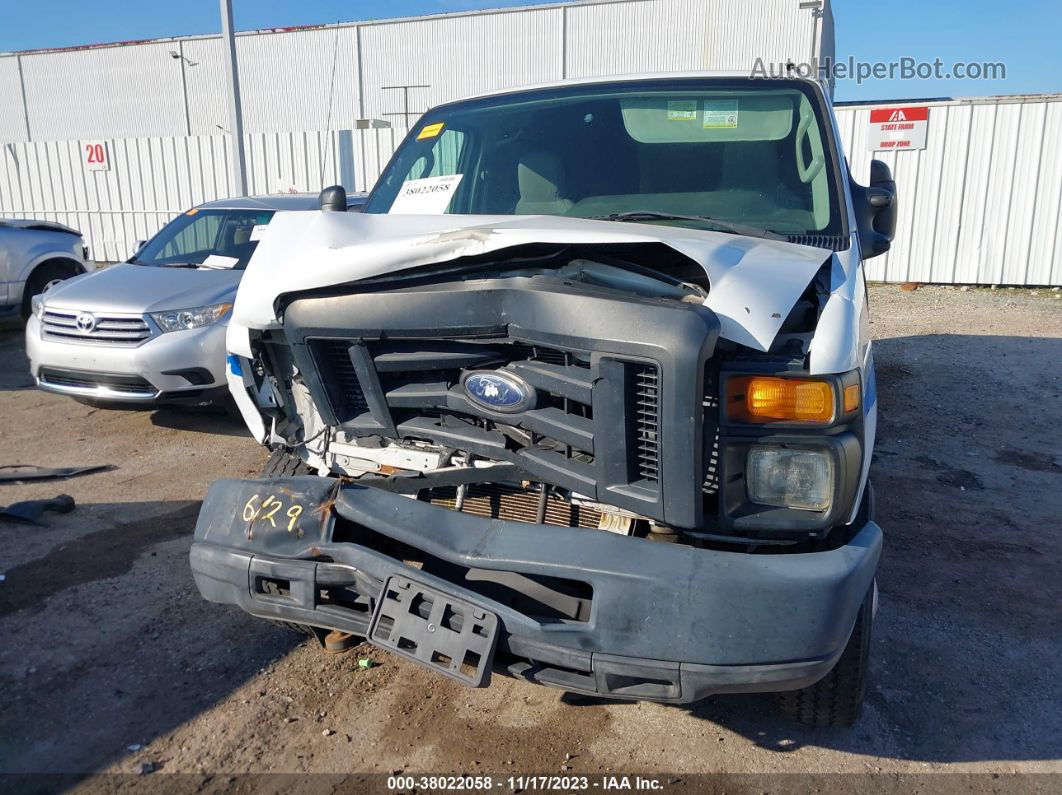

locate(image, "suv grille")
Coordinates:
41 309 152 345
38 368 157 398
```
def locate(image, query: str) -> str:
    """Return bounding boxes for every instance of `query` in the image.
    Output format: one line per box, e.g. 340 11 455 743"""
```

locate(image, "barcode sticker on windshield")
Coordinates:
703 100 739 129
249 224 268 241
389 174 463 215
201 254 239 270
667 100 698 121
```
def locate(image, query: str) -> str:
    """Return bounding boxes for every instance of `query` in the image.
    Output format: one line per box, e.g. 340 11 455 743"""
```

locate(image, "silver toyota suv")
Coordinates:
26 193 364 407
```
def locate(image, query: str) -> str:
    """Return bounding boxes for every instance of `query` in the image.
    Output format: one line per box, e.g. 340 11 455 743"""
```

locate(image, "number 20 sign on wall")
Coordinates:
82 140 109 172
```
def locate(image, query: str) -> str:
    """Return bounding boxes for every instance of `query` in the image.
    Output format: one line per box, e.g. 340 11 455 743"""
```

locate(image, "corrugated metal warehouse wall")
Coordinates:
836 96 1062 286
0 130 357 261
0 0 821 141
1 0 1059 284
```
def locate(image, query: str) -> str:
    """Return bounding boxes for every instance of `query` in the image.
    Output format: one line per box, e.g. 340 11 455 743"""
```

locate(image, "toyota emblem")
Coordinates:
75 312 96 333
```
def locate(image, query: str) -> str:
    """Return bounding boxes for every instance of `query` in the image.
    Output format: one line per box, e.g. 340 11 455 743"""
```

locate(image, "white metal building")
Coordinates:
0 0 833 141
1 0 1060 285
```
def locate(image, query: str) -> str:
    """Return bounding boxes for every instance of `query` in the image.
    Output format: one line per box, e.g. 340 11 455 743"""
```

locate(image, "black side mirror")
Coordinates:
319 184 347 212
851 159 897 260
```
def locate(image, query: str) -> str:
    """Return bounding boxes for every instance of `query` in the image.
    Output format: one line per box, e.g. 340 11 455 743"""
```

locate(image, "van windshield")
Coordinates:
132 209 275 270
362 78 845 243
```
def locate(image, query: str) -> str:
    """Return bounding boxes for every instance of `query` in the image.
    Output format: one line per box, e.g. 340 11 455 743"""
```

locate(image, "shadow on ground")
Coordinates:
150 406 250 437
0 499 301 774
568 334 1062 765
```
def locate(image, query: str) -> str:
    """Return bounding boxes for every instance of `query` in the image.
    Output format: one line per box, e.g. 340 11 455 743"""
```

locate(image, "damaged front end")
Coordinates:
193 239 881 703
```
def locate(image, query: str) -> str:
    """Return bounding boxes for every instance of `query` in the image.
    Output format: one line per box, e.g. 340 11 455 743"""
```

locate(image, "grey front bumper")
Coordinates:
190 477 882 703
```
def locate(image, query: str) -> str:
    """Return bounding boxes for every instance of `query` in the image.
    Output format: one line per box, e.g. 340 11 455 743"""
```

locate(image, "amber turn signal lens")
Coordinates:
727 376 836 423
843 383 860 413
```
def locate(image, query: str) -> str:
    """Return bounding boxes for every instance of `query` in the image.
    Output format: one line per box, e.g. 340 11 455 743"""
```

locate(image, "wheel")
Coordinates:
259 446 311 477
21 260 81 320
773 583 874 727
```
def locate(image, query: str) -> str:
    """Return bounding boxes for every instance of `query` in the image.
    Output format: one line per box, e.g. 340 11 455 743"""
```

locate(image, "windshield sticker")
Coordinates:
185 208 199 216
249 224 268 242
703 100 739 129
417 122 445 140
667 100 698 121
200 254 240 270
389 174 463 215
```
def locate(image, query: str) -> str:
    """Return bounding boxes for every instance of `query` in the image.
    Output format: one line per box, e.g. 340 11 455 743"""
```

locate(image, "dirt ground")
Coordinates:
1 285 1060 788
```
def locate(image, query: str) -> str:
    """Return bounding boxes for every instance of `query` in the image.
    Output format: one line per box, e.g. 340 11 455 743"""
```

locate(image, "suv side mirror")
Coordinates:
132 239 146 257
851 159 897 260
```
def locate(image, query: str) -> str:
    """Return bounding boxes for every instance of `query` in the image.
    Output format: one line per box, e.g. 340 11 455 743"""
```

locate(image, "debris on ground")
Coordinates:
358 658 377 670
0 494 75 524
0 464 113 483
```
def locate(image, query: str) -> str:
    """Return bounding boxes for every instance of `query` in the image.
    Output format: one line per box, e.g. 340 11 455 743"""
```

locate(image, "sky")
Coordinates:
0 0 1058 102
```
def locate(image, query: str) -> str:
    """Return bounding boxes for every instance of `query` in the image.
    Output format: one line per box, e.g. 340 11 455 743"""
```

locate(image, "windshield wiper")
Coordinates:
588 211 788 242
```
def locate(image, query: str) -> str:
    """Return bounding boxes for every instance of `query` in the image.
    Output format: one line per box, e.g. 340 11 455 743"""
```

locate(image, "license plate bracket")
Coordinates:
368 575 498 687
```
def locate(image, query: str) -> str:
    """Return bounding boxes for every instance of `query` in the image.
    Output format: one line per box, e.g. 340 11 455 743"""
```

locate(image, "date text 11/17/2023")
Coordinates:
386 774 667 791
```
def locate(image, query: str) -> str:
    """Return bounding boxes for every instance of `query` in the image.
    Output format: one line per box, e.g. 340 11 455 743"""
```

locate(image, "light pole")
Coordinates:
220 0 248 196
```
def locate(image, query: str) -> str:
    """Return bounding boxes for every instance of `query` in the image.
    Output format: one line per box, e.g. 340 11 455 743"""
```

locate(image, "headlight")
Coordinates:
31 294 45 319
746 446 834 512
150 303 231 333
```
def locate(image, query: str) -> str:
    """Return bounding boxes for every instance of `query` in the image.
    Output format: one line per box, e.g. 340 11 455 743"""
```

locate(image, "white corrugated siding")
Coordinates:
0 0 831 141
0 57 28 142
705 0 817 70
835 96 1062 285
564 0 709 77
0 130 355 261
19 41 188 139
359 7 563 120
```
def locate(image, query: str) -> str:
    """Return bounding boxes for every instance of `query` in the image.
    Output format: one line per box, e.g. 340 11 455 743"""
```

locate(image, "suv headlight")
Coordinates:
746 446 835 512
150 303 232 333
31 294 45 320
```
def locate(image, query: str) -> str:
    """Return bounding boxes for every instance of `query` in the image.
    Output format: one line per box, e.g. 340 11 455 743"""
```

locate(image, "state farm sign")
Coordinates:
868 106 928 151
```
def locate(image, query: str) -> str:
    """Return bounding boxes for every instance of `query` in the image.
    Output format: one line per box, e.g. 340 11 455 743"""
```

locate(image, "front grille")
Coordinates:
307 337 651 498
425 483 604 529
41 309 152 345
310 339 368 420
702 365 721 496
38 367 156 397
285 280 718 528
632 365 660 483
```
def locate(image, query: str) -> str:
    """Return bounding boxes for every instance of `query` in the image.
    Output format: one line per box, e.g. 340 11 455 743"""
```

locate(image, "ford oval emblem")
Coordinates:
462 371 533 413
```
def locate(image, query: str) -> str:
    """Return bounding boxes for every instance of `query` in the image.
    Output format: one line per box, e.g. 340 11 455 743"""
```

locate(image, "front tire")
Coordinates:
259 447 311 478
773 583 874 727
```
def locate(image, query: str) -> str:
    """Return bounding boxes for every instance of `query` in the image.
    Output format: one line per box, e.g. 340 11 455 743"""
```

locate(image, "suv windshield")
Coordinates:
363 79 845 243
132 209 275 270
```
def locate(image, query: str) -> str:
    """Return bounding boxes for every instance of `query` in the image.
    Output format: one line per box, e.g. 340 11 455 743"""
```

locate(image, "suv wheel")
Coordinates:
773 583 874 727
21 260 80 320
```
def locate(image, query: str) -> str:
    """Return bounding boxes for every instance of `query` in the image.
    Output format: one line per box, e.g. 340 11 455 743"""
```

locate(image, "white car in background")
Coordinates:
25 193 364 407
0 219 91 321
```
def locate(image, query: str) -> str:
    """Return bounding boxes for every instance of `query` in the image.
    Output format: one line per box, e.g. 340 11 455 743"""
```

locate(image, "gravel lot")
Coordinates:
1 285 1060 787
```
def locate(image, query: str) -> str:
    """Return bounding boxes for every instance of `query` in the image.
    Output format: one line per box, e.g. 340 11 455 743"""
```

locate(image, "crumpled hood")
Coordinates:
44 263 242 314
236 211 833 351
